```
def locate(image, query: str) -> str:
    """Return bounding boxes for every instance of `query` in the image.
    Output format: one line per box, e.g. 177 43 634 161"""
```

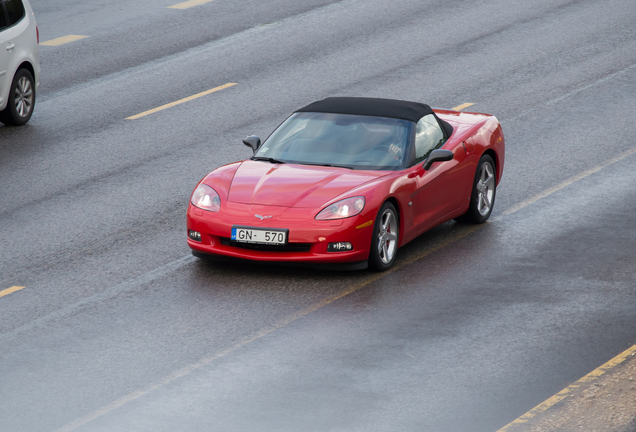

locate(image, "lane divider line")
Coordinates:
0 286 25 298
167 0 214 9
451 102 475 111
0 256 196 344
40 35 89 47
126 82 236 120
499 146 636 218
506 62 636 123
497 344 636 431
53 223 485 432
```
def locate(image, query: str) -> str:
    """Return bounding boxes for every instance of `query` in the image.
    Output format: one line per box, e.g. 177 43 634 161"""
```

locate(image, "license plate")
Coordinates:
231 226 288 245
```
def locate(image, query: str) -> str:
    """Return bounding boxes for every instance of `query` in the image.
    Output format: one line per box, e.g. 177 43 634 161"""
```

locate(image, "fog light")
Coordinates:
189 230 201 242
327 242 353 252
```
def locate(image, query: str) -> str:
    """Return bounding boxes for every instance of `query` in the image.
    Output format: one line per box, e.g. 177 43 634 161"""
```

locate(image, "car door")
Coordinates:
0 3 11 101
410 115 469 233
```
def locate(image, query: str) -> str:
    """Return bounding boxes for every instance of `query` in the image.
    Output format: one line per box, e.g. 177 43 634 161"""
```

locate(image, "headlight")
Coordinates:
315 196 365 220
191 184 221 212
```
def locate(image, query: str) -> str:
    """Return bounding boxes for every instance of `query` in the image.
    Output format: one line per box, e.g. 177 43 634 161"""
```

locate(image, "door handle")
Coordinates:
462 140 475 154
6 43 15 51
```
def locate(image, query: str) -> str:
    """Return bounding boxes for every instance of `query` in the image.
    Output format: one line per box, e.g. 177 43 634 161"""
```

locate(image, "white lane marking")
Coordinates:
498 146 636 218
506 62 636 122
0 255 196 344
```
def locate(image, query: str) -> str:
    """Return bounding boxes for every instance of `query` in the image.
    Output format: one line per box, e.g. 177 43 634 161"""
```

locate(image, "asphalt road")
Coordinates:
1 0 636 431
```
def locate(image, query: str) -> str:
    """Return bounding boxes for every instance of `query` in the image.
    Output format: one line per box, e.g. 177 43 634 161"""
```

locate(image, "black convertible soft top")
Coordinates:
296 97 453 137
296 97 432 122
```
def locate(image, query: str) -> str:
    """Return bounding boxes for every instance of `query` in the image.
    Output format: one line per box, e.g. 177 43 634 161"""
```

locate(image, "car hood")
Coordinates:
227 160 387 208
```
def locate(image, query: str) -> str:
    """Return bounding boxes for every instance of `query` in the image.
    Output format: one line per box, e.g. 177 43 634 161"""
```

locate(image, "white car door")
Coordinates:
0 9 11 105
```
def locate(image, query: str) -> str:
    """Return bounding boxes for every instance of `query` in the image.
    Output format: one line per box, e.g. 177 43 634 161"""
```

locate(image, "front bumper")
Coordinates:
186 202 375 264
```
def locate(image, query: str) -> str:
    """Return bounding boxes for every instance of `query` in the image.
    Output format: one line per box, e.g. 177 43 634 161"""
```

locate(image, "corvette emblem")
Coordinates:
255 214 273 220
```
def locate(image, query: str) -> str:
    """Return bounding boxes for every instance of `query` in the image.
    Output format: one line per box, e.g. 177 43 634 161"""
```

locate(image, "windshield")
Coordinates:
254 112 413 170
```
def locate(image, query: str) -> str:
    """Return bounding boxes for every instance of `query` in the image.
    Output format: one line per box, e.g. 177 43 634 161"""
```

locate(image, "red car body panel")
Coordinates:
187 108 504 266
228 161 389 208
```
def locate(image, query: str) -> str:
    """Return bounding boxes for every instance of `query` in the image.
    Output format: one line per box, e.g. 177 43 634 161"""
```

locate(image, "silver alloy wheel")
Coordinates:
476 161 495 216
377 208 398 265
14 76 33 119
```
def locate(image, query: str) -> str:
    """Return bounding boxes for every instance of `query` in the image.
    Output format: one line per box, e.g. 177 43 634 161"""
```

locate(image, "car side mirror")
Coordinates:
423 149 453 170
243 136 261 154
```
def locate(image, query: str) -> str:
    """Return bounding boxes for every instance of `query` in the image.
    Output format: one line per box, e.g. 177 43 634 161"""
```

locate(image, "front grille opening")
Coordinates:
221 238 311 252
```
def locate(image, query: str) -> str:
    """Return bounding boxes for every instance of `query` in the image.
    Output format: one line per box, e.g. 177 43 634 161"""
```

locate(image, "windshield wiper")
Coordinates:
300 162 353 169
251 157 286 164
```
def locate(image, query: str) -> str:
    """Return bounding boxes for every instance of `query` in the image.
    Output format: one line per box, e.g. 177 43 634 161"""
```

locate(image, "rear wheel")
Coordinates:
0 69 35 126
369 202 399 271
464 155 496 223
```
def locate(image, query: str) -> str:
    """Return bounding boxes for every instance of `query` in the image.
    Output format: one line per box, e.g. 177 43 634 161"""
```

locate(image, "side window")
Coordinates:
0 6 8 31
414 114 445 163
4 0 25 26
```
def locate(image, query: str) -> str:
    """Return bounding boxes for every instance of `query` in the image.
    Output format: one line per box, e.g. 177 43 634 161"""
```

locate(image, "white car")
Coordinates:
0 0 39 126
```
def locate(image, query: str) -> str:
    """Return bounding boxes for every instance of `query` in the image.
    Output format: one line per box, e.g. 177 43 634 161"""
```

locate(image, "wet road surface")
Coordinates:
1 0 636 430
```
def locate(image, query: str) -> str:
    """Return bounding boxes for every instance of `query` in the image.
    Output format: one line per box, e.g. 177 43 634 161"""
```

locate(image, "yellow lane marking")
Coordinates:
167 0 213 9
497 344 636 431
451 102 475 111
53 223 484 432
0 286 25 298
126 82 237 120
501 146 636 217
39 35 89 47
54 145 636 431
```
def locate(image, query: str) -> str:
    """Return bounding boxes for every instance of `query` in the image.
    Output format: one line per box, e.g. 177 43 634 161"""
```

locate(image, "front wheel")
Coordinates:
0 69 35 126
369 202 399 271
464 155 496 223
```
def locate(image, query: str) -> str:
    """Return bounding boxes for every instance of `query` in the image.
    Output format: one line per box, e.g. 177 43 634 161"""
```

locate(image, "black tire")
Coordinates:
0 69 35 126
369 201 399 272
464 154 497 224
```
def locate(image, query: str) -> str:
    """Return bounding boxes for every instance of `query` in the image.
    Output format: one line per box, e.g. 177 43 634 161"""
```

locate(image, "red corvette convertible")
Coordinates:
187 97 504 271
